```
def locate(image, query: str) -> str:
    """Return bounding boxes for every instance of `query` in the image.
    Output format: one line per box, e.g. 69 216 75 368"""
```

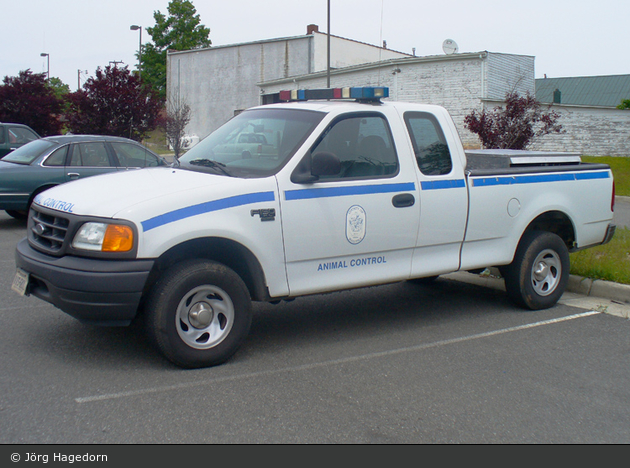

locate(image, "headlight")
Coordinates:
72 222 134 252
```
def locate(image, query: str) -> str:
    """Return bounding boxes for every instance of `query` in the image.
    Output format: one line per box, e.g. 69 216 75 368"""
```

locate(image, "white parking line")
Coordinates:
75 310 600 404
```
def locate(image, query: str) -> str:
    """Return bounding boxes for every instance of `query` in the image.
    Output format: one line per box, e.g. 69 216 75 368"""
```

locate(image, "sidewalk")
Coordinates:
444 270 630 319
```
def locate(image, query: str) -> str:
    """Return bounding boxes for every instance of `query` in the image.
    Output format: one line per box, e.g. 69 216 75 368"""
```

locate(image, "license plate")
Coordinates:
11 268 29 296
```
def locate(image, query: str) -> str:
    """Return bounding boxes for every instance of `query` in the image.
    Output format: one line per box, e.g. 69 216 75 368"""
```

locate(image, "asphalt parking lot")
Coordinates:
1 210 630 444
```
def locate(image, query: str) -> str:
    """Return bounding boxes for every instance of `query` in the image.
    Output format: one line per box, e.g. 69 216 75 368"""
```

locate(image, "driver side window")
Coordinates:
311 114 398 180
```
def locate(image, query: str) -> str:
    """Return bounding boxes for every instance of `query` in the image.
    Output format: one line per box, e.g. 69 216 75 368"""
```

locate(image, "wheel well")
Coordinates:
144 237 269 302
523 211 575 250
28 185 57 207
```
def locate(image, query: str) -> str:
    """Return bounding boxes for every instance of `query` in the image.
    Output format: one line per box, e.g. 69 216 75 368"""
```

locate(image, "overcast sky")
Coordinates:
2 0 629 91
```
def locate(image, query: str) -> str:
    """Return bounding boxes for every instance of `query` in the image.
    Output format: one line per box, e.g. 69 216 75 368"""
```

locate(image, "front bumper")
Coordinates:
15 238 154 326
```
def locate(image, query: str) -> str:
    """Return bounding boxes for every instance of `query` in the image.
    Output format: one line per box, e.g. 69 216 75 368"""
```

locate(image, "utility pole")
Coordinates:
327 0 331 88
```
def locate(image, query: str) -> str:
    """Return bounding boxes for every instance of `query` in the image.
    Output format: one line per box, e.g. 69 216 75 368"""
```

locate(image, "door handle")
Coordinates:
68 173 80 180
392 193 415 208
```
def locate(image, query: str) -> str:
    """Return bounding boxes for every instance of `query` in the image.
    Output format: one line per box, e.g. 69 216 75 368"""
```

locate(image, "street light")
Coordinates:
40 53 49 81
130 25 142 76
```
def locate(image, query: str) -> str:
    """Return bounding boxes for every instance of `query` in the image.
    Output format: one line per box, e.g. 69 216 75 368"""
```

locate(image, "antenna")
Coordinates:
442 39 459 55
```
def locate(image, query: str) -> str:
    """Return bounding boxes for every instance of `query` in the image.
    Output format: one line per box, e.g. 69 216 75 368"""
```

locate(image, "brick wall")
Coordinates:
483 99 630 157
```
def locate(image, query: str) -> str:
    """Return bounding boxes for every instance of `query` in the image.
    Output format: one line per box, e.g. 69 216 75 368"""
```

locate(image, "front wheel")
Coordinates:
145 259 252 368
502 231 570 310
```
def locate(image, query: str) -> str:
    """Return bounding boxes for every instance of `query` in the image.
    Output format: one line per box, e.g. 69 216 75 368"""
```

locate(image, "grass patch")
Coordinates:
570 227 630 284
142 128 171 155
582 155 630 196
569 156 630 284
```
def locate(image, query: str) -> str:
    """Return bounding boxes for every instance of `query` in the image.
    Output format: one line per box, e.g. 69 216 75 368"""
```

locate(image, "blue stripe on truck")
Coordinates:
284 182 416 200
141 191 275 231
420 179 466 190
472 171 610 187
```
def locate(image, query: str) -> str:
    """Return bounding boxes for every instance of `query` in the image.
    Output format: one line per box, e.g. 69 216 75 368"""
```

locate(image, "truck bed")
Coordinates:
465 149 610 176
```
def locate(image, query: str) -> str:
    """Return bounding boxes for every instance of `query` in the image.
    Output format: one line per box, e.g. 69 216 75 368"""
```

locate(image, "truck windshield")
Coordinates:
178 108 324 178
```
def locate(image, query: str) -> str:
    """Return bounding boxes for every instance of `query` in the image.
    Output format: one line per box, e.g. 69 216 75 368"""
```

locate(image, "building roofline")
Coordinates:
166 29 411 57
482 97 622 110
167 33 311 56
311 31 411 57
258 51 492 87
536 73 630 80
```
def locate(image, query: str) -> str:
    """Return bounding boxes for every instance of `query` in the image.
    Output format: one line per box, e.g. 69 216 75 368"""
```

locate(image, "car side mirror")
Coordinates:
311 152 341 176
291 152 341 184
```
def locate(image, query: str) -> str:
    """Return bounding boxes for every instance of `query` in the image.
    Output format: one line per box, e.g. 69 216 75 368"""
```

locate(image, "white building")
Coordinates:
166 25 410 140
166 25 629 156
259 50 534 149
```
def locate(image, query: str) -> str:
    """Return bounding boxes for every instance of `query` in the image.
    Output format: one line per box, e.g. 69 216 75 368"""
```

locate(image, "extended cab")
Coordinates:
13 87 616 368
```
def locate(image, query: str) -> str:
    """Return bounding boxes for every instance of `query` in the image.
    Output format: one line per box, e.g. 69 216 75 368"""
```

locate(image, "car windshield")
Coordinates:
2 139 57 164
178 108 324 178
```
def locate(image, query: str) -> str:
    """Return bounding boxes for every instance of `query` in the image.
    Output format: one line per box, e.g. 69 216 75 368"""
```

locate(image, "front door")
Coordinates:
277 110 420 296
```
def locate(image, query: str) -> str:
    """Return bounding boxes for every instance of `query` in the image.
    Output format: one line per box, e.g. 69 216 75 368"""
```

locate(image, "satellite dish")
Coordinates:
442 39 459 55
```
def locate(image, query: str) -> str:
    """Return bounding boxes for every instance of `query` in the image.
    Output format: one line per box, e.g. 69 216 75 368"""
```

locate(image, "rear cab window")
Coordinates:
404 112 453 176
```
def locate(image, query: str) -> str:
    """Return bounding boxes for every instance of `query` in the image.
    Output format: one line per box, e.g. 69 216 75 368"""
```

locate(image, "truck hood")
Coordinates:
33 167 237 218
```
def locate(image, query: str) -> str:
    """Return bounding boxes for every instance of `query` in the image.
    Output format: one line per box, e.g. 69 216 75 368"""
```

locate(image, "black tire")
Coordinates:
5 210 27 219
502 230 570 310
144 259 252 368
408 275 439 285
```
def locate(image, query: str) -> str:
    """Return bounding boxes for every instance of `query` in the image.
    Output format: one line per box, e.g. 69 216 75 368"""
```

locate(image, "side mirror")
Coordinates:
291 152 341 184
312 152 341 176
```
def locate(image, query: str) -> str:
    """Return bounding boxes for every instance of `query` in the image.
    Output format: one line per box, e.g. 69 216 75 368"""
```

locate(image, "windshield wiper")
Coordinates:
188 158 232 176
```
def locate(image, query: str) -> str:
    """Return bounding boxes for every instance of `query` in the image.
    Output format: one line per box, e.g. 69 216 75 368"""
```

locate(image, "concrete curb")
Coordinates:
567 275 630 304
444 271 630 305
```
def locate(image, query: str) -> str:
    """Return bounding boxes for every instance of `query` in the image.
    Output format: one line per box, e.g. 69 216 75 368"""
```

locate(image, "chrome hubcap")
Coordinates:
175 285 235 349
188 302 214 329
530 249 561 296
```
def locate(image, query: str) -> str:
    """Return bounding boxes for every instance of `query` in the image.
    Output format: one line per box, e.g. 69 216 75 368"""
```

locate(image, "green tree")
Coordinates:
618 99 630 110
142 0 211 101
0 70 63 136
48 77 71 101
66 65 162 141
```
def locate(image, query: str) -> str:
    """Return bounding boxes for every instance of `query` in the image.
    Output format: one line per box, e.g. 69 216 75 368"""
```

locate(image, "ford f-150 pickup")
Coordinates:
13 87 616 368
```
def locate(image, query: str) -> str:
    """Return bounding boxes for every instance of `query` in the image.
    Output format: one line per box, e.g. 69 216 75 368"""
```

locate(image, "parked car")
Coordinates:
0 123 41 158
0 134 168 218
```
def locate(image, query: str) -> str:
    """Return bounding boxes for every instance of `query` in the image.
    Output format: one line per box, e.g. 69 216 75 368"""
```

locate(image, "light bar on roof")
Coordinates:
278 87 389 102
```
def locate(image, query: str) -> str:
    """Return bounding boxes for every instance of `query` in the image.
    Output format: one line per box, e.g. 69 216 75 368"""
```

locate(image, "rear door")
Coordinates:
402 110 469 276
65 141 118 180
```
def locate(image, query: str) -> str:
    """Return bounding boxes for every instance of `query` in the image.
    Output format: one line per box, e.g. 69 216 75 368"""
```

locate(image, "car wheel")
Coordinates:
5 210 27 219
145 259 252 368
502 230 569 310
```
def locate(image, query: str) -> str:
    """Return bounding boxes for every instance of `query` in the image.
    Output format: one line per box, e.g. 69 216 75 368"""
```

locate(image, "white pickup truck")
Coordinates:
13 87 616 368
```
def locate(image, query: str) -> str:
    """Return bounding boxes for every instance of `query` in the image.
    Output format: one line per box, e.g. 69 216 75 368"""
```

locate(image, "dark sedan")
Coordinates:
0 123 41 158
0 135 167 218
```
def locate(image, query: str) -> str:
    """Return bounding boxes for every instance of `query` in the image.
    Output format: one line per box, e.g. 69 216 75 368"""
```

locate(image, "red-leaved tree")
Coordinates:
66 65 162 141
464 92 563 150
0 70 63 136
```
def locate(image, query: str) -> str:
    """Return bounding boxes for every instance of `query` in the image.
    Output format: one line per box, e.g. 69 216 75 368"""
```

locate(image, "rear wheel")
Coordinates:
408 275 439 285
145 259 252 368
502 230 569 310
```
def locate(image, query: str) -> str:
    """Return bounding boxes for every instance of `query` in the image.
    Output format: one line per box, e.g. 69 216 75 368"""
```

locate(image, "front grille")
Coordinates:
26 204 139 259
28 205 70 254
